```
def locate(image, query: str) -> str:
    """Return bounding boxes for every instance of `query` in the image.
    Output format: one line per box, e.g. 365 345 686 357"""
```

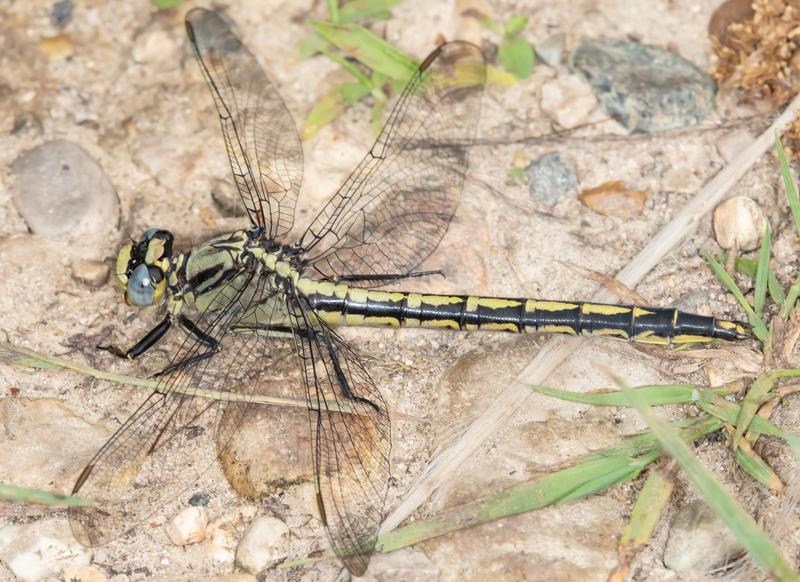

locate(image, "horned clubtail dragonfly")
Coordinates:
69 7 748 575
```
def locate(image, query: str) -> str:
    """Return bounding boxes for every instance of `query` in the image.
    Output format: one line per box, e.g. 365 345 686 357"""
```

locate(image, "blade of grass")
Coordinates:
529 383 736 407
327 0 340 23
0 483 90 506
610 462 675 581
776 133 800 240
619 376 798 580
732 375 774 450
311 21 417 82
303 81 371 140
0 342 354 414
754 225 771 318
703 250 769 342
734 440 783 491
339 0 402 23
718 253 785 304
780 278 800 319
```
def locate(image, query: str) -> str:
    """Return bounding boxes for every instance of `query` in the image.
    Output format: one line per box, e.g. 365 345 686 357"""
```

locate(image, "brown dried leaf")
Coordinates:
578 180 647 220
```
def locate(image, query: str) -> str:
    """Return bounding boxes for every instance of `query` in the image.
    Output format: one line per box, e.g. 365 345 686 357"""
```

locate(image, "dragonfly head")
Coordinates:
116 229 174 307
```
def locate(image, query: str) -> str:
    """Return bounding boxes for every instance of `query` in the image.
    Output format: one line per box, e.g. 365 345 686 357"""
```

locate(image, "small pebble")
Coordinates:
715 129 755 164
712 195 766 251
189 492 211 507
165 507 208 546
535 32 566 67
664 500 743 573
38 35 74 59
578 180 647 219
132 27 178 64
62 564 107 582
11 140 119 238
50 0 73 28
539 75 598 129
0 518 92 581
525 152 577 206
235 516 289 574
571 38 716 133
71 259 110 287
709 0 754 48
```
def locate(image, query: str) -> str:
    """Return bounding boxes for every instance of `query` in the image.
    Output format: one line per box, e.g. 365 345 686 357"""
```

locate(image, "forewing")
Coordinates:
299 42 485 285
287 295 391 575
70 271 282 546
186 8 303 239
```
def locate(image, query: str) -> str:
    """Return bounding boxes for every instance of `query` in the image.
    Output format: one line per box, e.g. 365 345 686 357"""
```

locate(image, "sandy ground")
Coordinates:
0 0 796 580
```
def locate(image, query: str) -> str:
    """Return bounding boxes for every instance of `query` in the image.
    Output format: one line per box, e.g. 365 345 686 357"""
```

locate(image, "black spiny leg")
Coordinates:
334 270 445 284
154 315 220 377
98 316 172 359
320 331 380 413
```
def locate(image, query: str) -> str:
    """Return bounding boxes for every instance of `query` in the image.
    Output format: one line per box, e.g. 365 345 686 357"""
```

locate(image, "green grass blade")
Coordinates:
303 81 371 140
780 278 800 319
621 380 798 580
374 451 659 554
339 0 402 23
703 250 769 342
735 445 783 491
529 383 700 406
754 225 771 318
0 342 353 413
0 483 90 506
718 253 786 304
327 0 341 23
311 21 417 81
732 375 774 450
618 464 674 553
504 15 528 37
776 133 800 240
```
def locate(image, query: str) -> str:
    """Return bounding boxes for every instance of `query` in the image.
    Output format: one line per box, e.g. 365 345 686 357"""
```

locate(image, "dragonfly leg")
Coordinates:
334 270 445 283
97 316 172 359
152 315 220 377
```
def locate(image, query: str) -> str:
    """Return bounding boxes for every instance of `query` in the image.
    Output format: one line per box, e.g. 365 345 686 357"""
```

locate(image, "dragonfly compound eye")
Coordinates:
127 263 156 307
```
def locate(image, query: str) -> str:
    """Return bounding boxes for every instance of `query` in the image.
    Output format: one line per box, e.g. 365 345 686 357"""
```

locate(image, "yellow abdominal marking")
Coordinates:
419 295 464 307
358 289 406 304
474 297 522 309
479 322 520 332
526 300 579 312
673 334 714 345
581 304 630 316
633 307 655 317
538 325 578 335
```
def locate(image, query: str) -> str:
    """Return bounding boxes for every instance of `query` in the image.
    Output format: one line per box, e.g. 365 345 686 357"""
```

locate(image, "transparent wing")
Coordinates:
299 42 485 286
69 271 284 545
287 294 391 575
186 8 303 239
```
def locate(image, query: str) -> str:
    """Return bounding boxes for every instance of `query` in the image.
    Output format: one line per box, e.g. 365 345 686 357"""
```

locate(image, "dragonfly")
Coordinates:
69 7 749 576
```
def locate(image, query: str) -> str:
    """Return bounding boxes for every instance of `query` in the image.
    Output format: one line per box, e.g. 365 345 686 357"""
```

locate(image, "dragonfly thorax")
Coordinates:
116 229 174 307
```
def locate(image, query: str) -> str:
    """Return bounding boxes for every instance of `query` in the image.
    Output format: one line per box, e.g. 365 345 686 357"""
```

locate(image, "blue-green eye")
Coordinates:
127 264 154 306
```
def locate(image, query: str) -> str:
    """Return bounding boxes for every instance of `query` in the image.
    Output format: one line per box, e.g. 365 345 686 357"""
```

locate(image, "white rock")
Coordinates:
712 195 767 251
61 564 108 582
235 516 289 574
165 507 208 546
0 519 92 581
540 75 598 129
132 28 178 64
664 500 743 573
715 129 755 164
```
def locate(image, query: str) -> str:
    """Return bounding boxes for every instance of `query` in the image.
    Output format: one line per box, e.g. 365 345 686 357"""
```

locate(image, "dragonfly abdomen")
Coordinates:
302 283 749 345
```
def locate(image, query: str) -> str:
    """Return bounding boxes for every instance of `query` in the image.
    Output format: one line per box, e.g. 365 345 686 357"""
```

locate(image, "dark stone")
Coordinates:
188 492 210 507
526 152 577 206
50 0 73 28
571 38 716 133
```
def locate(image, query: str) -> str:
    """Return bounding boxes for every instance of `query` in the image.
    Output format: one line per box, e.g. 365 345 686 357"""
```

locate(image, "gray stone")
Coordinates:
571 38 716 133
664 500 743 573
11 140 119 237
363 548 440 581
526 152 578 206
0 518 92 581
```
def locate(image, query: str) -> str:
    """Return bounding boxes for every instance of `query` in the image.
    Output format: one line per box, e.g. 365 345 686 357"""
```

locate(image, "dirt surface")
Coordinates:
0 0 796 581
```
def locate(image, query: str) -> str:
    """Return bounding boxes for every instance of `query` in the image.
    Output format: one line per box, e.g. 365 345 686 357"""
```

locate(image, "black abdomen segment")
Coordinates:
305 288 749 345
